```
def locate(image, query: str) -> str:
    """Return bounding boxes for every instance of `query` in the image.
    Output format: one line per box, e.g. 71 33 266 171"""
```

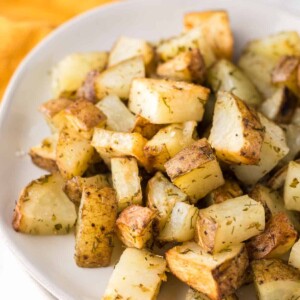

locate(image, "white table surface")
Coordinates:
1 1 299 300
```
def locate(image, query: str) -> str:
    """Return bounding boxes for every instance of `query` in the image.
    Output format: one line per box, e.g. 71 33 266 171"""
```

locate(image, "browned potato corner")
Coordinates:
39 97 73 119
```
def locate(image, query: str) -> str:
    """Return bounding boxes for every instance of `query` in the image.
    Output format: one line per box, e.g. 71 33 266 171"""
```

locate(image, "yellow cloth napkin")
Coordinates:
0 0 114 101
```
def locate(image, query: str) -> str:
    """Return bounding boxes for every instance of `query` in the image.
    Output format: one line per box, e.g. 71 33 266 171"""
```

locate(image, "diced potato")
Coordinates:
29 134 58 173
63 174 110 205
267 162 290 190
195 195 265 253
144 122 197 170
284 161 300 211
185 288 238 300
76 69 99 103
157 49 205 83
111 157 142 211
146 172 188 233
207 59 262 107
166 242 248 300
183 10 233 60
46 109 70 133
91 128 149 169
39 97 73 120
158 202 198 242
252 259 300 300
165 139 224 203
231 113 289 185
51 52 108 97
13 173 77 235
95 56 145 100
96 94 135 132
131 115 163 139
102 248 166 300
289 239 300 270
280 124 300 164
116 205 156 249
56 127 95 179
247 212 297 259
209 91 264 165
128 78 210 124
75 186 117 267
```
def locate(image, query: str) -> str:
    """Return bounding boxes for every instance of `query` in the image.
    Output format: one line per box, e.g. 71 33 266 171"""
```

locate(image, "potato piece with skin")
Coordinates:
13 173 77 235
184 11 233 60
284 161 300 211
111 157 142 211
231 113 289 185
96 94 135 132
165 138 224 203
131 115 163 139
185 288 238 300
76 69 99 103
247 212 297 260
195 195 265 253
252 259 300 300
207 59 263 107
75 186 117 268
39 97 73 120
166 242 248 300
289 239 300 270
95 55 145 100
56 127 95 179
102 248 166 300
208 91 264 165
157 49 206 83
128 78 210 124
146 172 188 233
116 205 156 249
51 52 108 98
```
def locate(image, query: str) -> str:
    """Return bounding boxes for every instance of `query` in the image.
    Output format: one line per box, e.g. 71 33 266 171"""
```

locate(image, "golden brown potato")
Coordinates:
247 212 297 260
75 186 117 267
185 288 238 300
39 97 73 119
165 138 224 203
131 115 163 139
116 205 156 249
166 242 248 300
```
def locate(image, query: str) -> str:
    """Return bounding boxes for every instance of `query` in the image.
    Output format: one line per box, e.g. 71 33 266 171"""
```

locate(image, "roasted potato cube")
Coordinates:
46 109 70 133
158 202 198 242
95 56 145 100
231 113 289 185
156 49 205 83
195 195 265 253
207 59 262 107
183 10 233 60
111 157 142 211
13 173 77 235
131 115 163 140
280 124 300 164
209 91 264 165
185 288 238 300
146 172 188 233
39 97 73 120
289 239 300 270
252 259 300 300
76 69 99 103
144 121 197 170
29 134 58 173
165 138 224 203
63 174 110 205
128 78 210 124
166 242 248 300
96 94 135 132
247 212 297 260
102 248 166 300
75 186 117 267
56 127 95 179
116 205 156 248
284 161 300 211
51 52 108 97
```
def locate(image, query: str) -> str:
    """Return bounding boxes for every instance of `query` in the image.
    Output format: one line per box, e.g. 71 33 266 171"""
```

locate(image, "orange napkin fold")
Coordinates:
0 0 115 101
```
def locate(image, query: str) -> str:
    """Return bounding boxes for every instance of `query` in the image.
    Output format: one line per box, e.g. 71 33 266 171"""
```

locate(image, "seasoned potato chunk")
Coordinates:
247 212 297 260
51 52 108 97
284 161 300 211
289 239 300 270
131 115 163 139
75 187 117 267
39 97 73 120
185 288 238 300
252 259 300 300
13 173 77 235
76 69 99 103
116 205 156 249
95 56 145 100
209 91 264 165
165 139 224 203
129 78 209 124
166 242 248 300
195 195 265 253
111 157 142 211
102 248 166 300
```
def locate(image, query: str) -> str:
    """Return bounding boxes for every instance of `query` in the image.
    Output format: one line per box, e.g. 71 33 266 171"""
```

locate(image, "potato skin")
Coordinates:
39 97 73 119
271 55 299 83
29 149 58 173
76 69 100 103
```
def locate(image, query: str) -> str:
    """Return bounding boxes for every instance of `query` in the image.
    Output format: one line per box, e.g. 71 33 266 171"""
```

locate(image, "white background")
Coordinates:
0 0 299 299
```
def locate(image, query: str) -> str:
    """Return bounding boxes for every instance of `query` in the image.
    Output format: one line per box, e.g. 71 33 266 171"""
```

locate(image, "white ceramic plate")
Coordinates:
0 0 300 299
